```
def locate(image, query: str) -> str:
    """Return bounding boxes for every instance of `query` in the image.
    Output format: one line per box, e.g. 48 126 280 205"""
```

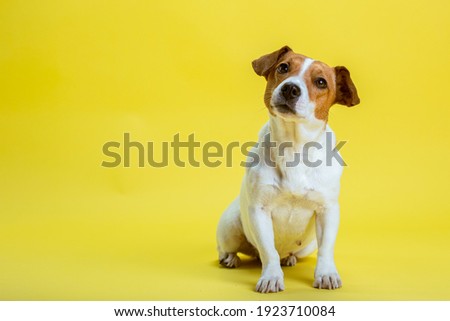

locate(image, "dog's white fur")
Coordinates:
217 48 357 293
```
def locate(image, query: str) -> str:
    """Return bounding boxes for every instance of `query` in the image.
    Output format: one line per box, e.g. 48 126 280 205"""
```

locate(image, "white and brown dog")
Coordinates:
217 46 360 293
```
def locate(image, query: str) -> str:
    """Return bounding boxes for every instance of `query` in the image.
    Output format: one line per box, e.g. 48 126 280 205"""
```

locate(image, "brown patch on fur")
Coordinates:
252 46 292 79
334 66 360 107
307 64 360 120
304 61 338 121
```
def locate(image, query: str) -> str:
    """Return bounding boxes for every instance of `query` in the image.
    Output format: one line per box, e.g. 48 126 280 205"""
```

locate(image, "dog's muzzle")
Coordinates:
274 82 301 114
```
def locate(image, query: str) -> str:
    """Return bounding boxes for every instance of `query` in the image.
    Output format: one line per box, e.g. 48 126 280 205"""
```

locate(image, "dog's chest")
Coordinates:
269 192 316 257
266 166 323 256
276 164 325 205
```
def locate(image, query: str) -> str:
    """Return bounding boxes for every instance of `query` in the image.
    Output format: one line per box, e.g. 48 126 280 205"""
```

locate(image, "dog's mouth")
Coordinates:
272 103 296 114
271 104 308 120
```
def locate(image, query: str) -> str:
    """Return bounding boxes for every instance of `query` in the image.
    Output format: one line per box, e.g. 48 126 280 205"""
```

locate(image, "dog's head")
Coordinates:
252 46 360 122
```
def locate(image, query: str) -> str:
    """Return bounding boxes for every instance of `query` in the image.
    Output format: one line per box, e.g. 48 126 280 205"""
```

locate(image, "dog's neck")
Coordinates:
268 115 326 150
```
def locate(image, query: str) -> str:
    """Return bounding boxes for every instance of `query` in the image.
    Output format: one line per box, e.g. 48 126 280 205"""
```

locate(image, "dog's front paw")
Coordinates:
256 276 285 293
313 260 342 290
256 267 285 293
313 272 342 290
219 253 241 268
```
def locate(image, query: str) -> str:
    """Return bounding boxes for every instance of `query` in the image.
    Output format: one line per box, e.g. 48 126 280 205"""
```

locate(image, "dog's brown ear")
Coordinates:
334 66 360 107
252 46 292 79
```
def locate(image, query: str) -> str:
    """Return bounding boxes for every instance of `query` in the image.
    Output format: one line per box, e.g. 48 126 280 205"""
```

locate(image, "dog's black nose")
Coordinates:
281 83 301 101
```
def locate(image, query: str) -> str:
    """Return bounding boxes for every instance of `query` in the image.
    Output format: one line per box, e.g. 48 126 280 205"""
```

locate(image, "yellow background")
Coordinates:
1 0 449 300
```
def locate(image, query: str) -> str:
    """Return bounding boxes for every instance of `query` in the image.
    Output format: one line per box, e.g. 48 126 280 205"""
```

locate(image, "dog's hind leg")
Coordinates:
217 196 254 268
281 254 297 267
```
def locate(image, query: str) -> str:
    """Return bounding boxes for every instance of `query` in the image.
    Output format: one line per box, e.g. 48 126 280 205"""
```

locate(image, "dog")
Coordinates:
216 46 360 293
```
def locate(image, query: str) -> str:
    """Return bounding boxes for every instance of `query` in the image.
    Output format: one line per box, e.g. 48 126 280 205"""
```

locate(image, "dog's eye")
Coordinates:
314 77 328 89
277 63 289 74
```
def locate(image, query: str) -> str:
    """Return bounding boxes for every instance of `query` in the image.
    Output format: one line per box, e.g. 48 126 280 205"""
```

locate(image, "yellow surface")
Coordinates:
1 0 449 300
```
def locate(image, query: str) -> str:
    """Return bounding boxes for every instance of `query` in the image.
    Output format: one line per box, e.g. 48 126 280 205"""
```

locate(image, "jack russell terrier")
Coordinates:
217 46 360 293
